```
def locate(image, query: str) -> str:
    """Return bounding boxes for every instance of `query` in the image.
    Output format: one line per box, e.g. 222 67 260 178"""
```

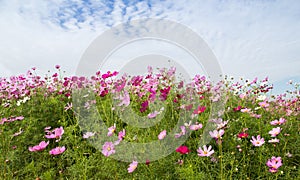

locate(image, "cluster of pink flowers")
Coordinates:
0 116 24 124
266 156 282 173
2 66 298 175
28 126 66 156
45 126 64 142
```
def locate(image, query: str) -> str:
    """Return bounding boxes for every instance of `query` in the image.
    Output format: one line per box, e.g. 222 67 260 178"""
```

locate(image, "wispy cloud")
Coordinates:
0 0 299 94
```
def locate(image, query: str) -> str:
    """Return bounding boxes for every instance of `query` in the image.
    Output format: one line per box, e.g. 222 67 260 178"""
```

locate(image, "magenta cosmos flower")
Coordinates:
29 141 49 152
237 132 249 139
250 135 265 147
197 145 214 157
158 130 167 140
193 106 206 115
268 127 282 137
45 126 64 141
102 142 115 157
176 146 190 155
128 160 138 173
49 146 66 155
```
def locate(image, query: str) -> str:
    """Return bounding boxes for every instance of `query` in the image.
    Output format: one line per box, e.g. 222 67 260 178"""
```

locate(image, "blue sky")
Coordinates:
0 0 299 94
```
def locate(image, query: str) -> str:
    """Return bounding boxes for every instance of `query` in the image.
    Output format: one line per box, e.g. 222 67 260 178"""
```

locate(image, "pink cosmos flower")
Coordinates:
258 101 269 108
118 129 126 140
209 129 225 140
250 135 265 147
49 146 66 155
102 142 115 157
211 118 228 129
45 126 64 141
118 91 130 107
197 145 214 157
107 124 116 137
13 129 23 137
158 130 167 140
189 123 203 131
268 138 280 143
270 118 286 126
148 111 160 119
128 161 138 173
44 126 51 132
268 127 281 137
29 141 49 152
239 93 246 99
241 108 251 113
83 132 95 139
176 146 190 155
64 102 73 111
175 126 186 138
266 156 282 173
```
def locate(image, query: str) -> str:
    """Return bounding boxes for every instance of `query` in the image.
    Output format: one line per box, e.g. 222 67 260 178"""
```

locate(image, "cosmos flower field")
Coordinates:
0 66 299 179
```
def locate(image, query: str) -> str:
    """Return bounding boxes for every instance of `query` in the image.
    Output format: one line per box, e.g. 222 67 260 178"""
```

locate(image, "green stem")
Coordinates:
219 139 224 180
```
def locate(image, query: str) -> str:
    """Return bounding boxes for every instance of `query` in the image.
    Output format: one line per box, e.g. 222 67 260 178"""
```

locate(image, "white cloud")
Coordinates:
0 0 299 94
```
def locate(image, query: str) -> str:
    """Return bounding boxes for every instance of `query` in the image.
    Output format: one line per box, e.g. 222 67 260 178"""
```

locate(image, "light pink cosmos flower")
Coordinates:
118 129 126 140
148 111 160 119
241 108 251 113
197 145 214 157
128 160 138 173
270 118 286 126
250 135 265 147
83 132 95 139
29 141 49 152
209 129 225 140
107 124 116 137
268 138 280 143
102 142 115 157
45 126 64 141
158 130 167 140
49 146 66 155
189 123 203 131
44 126 51 132
258 101 269 108
13 129 23 137
211 118 228 129
239 93 246 99
118 91 130 107
269 127 281 137
64 102 73 111
175 126 186 138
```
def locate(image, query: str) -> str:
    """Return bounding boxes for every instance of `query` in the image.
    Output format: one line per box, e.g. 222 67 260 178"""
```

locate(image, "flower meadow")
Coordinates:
0 66 299 179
